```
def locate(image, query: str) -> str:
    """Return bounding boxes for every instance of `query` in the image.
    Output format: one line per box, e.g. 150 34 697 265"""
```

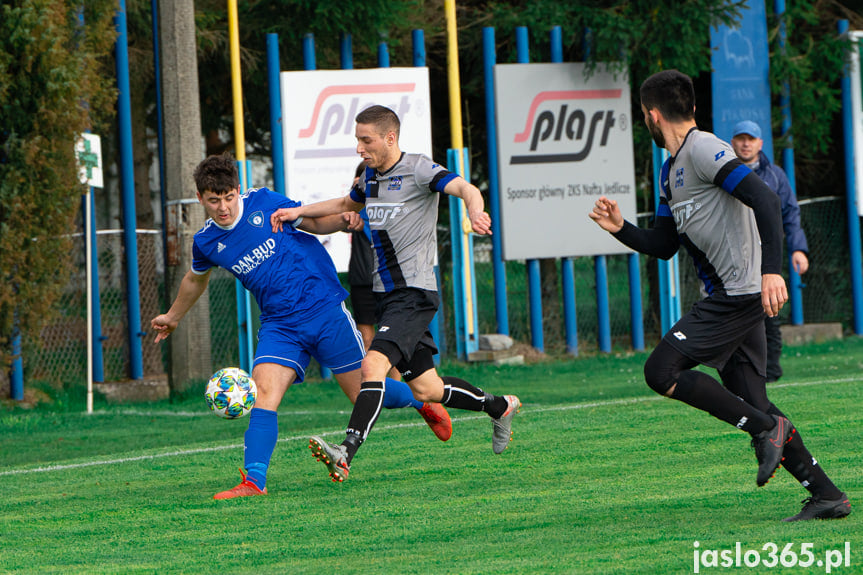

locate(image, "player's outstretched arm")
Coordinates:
443 177 492 235
270 196 362 233
588 196 624 233
298 211 364 235
151 269 210 342
590 196 680 259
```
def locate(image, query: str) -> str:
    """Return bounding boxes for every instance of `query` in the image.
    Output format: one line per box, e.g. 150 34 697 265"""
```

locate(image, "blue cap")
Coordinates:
732 120 762 139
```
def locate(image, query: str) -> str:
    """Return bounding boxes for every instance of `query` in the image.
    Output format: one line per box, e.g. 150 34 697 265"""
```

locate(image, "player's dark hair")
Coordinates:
194 153 239 195
640 70 695 122
356 105 400 139
354 161 366 179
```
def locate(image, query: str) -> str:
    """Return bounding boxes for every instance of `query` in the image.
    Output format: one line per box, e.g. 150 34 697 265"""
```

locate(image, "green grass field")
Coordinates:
2 338 862 574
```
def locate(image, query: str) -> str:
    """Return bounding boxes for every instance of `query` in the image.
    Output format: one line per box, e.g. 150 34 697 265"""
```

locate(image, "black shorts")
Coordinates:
349 284 376 325
369 288 439 370
664 293 767 374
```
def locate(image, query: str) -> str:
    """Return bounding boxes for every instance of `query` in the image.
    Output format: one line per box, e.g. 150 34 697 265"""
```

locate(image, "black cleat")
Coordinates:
751 415 793 486
783 492 851 522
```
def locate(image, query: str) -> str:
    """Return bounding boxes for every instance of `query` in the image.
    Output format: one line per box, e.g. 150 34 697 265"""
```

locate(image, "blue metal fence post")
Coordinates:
447 149 466 359
549 25 579 355
481 27 510 337
652 143 682 334
340 33 353 69
628 254 645 351
234 159 255 373
595 256 611 352
515 26 544 352
447 149 480 359
302 33 315 70
839 20 863 335
411 29 443 362
378 41 390 68
83 194 105 381
10 324 23 400
412 29 425 68
267 34 286 197
776 0 804 325
115 0 144 379
582 27 611 353
299 32 330 378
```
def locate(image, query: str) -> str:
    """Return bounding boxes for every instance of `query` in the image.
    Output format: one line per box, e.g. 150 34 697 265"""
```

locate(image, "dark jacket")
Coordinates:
753 150 809 255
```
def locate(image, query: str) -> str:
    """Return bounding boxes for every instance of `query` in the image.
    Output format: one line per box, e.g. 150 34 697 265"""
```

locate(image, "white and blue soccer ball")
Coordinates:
205 367 257 419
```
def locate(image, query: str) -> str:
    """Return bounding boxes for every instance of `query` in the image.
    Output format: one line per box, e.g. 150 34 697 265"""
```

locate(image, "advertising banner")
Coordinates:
280 68 433 271
494 62 637 260
710 0 774 160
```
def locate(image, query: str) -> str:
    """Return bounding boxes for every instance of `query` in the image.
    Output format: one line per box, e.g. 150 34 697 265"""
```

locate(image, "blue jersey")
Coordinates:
191 187 348 326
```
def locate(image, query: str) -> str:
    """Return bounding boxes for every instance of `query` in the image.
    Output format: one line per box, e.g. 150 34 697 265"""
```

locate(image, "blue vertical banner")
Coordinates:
710 0 774 160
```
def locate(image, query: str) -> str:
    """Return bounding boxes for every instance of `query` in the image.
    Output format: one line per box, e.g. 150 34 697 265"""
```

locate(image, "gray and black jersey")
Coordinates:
614 128 782 297
349 152 457 293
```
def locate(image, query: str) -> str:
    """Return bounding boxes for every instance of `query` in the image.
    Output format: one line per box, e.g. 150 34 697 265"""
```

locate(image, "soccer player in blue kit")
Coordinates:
589 70 849 521
150 154 452 499
271 106 521 484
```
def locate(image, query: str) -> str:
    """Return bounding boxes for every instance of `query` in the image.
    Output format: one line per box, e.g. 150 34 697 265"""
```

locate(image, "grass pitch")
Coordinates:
1 338 861 573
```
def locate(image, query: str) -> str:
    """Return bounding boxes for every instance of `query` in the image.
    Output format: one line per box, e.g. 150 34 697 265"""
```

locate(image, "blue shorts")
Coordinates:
253 301 365 383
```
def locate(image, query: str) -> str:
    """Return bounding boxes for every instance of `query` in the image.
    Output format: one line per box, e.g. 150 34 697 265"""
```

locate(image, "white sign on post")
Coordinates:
75 133 103 188
280 68 433 272
494 63 637 260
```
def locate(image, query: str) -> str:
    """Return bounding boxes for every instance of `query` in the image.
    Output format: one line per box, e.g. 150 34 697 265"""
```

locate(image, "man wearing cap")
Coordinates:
731 120 809 383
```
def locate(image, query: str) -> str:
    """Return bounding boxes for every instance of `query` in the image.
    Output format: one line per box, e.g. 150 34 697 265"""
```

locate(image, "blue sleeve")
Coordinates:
612 196 680 260
349 183 366 204
191 240 213 274
770 165 808 254
258 187 300 209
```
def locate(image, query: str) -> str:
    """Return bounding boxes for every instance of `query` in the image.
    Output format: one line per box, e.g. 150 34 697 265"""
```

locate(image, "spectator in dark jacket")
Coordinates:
731 120 809 382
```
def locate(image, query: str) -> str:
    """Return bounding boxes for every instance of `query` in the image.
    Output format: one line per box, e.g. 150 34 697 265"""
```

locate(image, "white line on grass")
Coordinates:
88 409 353 417
2 376 860 478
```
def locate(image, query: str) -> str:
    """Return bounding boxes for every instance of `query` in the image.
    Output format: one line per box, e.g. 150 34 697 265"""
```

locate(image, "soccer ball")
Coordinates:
205 367 257 419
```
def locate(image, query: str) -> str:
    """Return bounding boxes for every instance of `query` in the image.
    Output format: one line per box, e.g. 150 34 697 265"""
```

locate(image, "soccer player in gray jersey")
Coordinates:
271 105 521 483
590 70 849 522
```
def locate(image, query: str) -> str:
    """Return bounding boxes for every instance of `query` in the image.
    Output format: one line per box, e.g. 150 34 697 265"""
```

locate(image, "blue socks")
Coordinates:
243 407 278 490
242 381 416 489
382 377 422 409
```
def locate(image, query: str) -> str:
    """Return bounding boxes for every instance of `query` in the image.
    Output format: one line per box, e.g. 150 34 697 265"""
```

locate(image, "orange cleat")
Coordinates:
213 468 267 500
417 402 452 441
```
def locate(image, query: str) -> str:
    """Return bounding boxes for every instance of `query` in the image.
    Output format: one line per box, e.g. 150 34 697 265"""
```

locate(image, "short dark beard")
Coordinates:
647 116 665 149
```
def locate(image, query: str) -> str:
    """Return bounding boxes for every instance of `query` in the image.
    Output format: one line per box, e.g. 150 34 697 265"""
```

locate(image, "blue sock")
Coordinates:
243 407 278 490
382 377 422 409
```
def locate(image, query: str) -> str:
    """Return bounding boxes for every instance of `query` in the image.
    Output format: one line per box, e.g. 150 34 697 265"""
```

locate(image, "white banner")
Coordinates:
494 63 637 260
280 68 433 271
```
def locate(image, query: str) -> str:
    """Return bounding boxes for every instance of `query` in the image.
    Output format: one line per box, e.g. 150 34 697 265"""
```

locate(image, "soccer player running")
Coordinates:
271 105 521 483
589 70 849 521
150 153 452 500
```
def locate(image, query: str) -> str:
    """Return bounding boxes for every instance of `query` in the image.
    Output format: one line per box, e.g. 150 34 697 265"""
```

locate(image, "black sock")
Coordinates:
341 434 362 464
766 406 843 499
440 376 507 418
671 370 774 433
342 381 384 464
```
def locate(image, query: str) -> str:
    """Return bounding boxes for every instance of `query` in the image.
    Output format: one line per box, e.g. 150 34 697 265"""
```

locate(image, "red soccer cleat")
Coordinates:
417 402 452 441
213 468 268 500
